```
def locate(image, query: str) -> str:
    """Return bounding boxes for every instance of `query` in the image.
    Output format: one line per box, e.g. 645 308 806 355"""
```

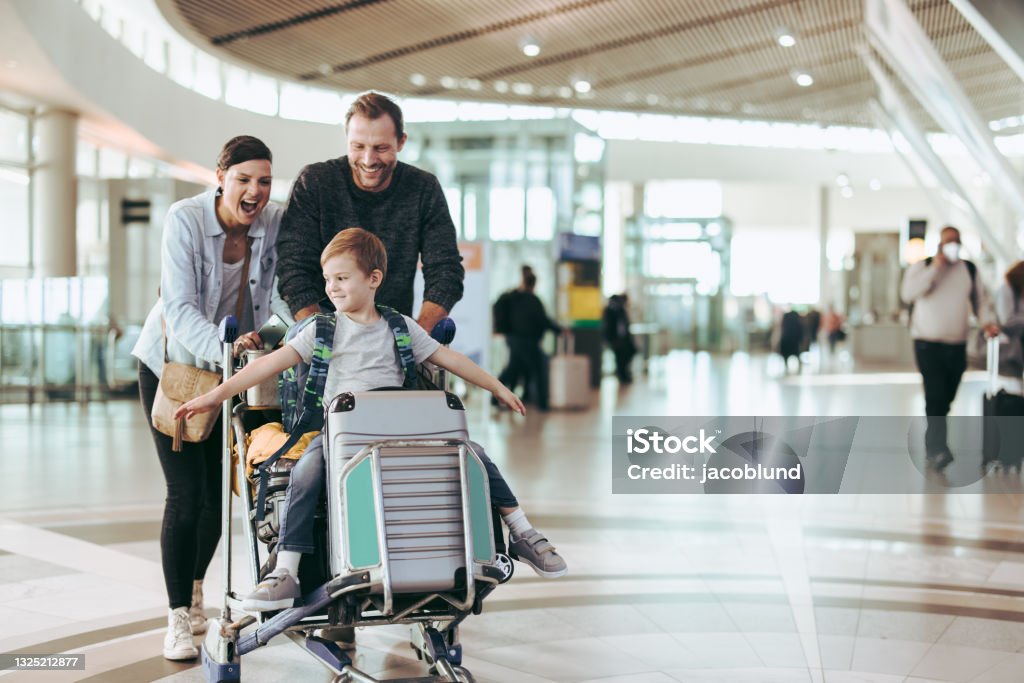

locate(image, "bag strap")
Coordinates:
255 313 335 520
376 304 418 389
233 237 253 323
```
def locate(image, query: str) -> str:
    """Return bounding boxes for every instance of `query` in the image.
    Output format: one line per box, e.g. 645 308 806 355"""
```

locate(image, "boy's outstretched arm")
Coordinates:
174 345 303 420
428 346 525 415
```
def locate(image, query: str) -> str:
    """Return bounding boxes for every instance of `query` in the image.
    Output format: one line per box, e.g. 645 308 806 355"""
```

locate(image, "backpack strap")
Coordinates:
376 304 418 389
964 259 978 315
255 313 336 521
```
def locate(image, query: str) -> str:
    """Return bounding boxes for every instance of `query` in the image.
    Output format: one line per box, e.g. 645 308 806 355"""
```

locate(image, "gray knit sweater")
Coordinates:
276 157 464 317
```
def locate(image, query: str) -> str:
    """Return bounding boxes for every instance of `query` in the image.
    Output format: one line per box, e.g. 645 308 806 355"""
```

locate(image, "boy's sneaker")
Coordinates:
509 529 568 578
163 607 198 661
240 570 301 612
189 580 207 634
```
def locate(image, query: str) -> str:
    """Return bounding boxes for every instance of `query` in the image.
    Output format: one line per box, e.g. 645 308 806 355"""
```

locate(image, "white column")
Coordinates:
818 185 830 307
32 108 78 277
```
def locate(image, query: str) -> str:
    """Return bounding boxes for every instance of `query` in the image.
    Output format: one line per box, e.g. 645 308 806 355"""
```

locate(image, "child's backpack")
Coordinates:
254 305 418 520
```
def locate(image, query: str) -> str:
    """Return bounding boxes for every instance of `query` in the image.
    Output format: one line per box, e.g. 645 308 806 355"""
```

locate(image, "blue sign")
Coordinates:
557 233 601 262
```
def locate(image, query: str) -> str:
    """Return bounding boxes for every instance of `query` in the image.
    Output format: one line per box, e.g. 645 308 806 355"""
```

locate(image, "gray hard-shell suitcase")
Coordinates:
982 336 1024 472
324 390 492 593
549 332 590 410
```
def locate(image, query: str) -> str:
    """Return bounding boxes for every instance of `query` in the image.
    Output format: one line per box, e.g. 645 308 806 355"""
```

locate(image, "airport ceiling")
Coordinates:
163 0 1023 130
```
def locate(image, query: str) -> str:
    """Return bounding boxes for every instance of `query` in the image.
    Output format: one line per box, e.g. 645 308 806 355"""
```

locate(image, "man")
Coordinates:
494 266 560 410
276 91 463 331
901 226 1000 470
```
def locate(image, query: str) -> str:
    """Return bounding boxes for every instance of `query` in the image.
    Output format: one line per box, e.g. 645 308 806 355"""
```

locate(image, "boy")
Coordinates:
175 228 567 614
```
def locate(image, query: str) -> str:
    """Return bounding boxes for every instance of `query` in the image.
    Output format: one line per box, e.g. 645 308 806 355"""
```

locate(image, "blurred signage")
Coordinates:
557 233 601 262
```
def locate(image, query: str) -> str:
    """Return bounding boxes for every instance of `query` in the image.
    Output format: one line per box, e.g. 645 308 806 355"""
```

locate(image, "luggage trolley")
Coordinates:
202 316 510 682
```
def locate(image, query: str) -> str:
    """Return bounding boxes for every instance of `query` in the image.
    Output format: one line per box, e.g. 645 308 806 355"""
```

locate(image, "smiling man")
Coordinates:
276 91 464 333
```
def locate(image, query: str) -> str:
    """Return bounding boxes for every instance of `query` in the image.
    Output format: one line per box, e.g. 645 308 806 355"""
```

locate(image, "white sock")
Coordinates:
502 509 533 538
272 550 302 580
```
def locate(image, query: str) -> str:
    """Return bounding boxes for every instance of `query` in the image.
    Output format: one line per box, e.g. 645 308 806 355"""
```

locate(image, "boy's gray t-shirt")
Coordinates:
288 312 440 401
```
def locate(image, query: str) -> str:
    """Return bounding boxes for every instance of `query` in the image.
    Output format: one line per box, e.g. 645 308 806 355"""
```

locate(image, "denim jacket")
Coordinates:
133 190 292 377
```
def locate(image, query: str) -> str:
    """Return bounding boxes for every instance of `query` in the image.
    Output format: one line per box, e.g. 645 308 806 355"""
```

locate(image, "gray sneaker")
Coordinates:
509 529 567 578
241 571 301 612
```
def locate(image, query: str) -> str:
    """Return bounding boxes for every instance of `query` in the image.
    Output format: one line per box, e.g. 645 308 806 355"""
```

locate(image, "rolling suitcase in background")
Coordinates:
548 331 590 410
982 335 1024 473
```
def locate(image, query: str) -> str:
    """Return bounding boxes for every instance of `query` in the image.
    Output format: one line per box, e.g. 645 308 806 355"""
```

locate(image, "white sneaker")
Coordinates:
190 580 207 634
163 607 198 661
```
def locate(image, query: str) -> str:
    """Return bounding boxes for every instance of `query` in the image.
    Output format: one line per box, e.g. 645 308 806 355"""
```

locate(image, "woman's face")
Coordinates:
216 159 272 229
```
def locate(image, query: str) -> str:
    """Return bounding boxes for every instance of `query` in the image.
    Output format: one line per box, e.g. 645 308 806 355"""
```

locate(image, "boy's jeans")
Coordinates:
277 434 519 554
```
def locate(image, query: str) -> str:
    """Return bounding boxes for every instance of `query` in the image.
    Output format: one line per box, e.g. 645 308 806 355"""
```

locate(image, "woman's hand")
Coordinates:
173 392 221 420
492 384 526 415
232 331 263 358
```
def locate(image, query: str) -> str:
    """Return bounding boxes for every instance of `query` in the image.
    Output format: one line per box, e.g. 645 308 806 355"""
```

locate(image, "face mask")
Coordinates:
942 242 960 263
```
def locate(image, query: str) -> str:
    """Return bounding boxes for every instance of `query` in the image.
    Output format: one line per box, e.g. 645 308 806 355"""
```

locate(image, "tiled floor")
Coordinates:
0 350 1022 682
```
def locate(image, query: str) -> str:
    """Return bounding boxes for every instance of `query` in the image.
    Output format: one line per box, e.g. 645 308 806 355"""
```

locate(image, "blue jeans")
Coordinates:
278 435 518 554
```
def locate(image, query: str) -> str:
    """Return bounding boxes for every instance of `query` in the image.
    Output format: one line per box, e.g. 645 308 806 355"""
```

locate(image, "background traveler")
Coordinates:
494 266 561 410
900 226 999 471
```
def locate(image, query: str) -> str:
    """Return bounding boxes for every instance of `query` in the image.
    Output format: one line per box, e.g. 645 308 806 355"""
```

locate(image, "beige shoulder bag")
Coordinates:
151 239 252 451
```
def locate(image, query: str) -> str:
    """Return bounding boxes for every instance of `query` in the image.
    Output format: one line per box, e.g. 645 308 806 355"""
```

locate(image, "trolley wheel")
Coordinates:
453 666 476 683
494 553 514 583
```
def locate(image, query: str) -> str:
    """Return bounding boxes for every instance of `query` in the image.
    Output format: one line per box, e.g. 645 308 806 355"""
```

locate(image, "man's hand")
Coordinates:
417 301 449 337
984 323 1001 338
294 305 319 322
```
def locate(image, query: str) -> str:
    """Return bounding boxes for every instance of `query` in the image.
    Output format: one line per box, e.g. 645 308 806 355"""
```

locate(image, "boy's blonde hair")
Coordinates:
321 227 388 279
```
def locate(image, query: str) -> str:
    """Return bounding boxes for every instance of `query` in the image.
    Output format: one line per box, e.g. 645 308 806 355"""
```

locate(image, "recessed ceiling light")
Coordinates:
836 173 849 186
512 82 534 96
869 178 882 191
409 73 427 87
494 80 509 93
520 37 541 57
558 86 573 98
840 186 854 199
318 63 332 75
793 71 814 87
775 26 797 47
572 77 592 94
439 76 458 89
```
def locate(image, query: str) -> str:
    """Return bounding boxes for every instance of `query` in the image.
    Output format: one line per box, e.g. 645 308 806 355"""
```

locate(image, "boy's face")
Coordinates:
323 252 381 314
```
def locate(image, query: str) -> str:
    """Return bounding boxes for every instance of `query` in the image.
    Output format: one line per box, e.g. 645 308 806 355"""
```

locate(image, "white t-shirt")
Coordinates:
213 258 255 334
288 311 440 401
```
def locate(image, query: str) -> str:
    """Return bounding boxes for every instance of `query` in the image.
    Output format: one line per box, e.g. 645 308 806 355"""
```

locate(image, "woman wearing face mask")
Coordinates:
132 136 292 660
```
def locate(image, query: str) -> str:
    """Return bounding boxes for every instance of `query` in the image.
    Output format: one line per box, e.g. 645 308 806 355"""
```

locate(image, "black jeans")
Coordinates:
913 340 967 457
500 335 548 410
139 363 223 609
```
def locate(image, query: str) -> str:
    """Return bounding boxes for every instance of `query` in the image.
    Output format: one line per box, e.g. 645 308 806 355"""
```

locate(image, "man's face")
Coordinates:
346 114 406 192
940 228 961 246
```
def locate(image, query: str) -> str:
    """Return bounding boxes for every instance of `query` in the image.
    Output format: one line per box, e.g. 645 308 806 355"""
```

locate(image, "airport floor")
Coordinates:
1 350 1023 683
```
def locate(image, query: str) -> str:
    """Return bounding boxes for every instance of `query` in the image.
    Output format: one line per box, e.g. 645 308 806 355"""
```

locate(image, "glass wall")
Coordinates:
0 108 31 276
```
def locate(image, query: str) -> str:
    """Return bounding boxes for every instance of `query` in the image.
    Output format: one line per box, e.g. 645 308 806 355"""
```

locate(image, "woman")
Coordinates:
132 136 291 660
995 261 1024 394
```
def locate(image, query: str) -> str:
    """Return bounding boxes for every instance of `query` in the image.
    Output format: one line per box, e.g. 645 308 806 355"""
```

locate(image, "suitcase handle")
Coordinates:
987 334 999 394
558 330 574 356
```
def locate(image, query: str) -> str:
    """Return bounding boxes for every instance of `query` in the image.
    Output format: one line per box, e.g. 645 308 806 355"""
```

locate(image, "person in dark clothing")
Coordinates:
778 308 804 373
494 266 560 410
603 294 636 383
275 91 464 333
